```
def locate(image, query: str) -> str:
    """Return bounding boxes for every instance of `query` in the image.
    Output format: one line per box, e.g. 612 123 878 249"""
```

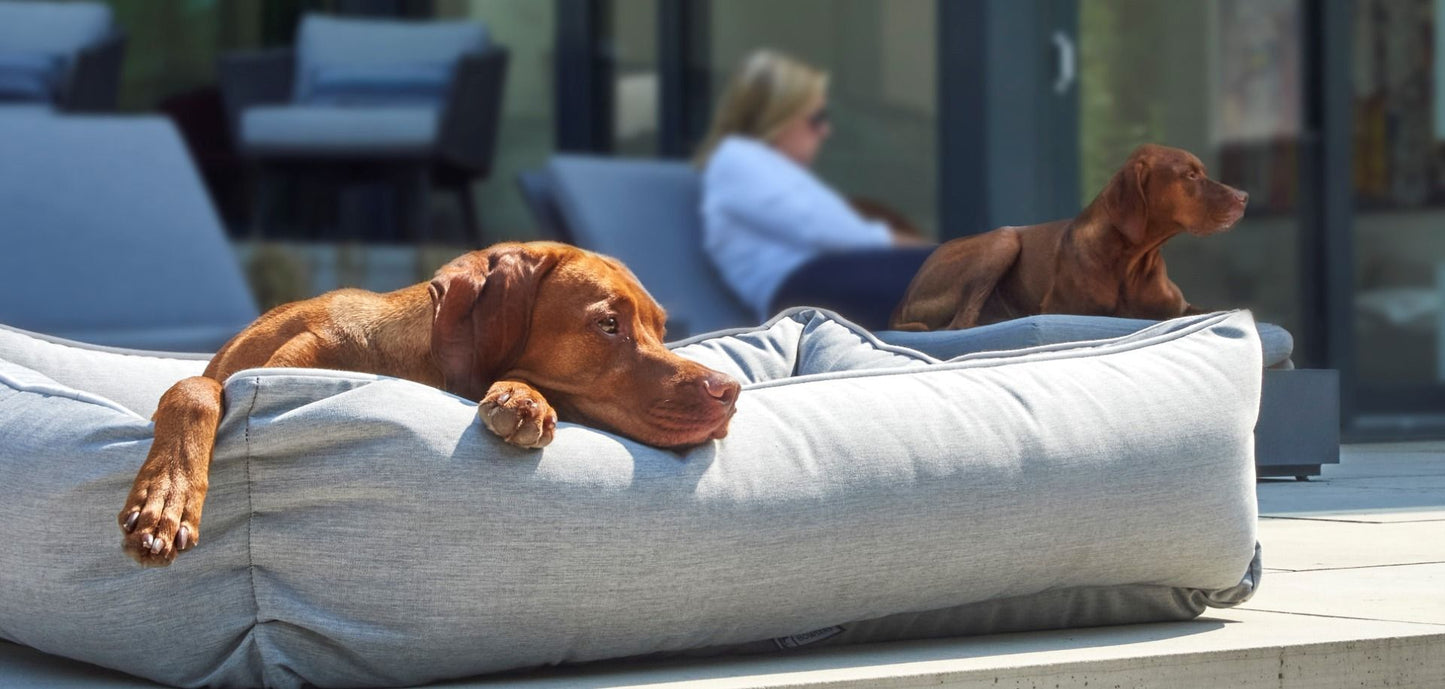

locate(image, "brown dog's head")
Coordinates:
428 241 740 449
1100 144 1248 243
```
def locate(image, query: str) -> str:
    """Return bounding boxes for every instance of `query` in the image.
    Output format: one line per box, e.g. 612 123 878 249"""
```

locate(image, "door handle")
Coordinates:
1052 30 1076 95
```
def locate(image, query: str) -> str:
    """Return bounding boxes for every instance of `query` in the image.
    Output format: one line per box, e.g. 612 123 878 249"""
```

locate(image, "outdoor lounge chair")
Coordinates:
220 14 507 245
0 110 258 351
528 156 933 335
0 0 125 111
530 154 1340 480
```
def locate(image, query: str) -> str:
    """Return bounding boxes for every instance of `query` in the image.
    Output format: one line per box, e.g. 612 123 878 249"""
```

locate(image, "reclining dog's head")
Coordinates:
428 242 740 449
1101 144 1249 243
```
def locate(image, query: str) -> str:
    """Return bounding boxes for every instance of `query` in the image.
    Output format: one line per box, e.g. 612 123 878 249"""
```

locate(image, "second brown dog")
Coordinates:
890 144 1248 331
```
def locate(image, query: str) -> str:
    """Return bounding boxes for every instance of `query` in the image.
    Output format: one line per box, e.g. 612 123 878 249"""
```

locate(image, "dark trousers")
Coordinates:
768 246 936 331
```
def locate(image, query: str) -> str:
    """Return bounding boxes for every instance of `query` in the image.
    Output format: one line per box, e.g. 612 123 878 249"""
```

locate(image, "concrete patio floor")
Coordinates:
3 442 1442 687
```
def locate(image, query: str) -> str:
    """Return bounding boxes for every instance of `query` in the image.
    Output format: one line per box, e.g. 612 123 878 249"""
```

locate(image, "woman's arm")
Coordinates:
716 174 894 251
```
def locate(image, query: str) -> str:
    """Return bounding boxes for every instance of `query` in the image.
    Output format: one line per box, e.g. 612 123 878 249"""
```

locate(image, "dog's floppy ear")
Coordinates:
1102 151 1151 244
428 245 560 400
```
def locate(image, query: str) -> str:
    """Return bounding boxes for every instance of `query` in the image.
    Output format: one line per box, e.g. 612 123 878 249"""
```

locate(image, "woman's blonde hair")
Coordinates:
692 49 829 167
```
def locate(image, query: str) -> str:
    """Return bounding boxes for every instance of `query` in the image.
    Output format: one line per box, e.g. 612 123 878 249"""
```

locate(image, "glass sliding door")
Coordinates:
1078 0 1307 344
607 0 659 156
1351 0 1445 429
439 0 556 239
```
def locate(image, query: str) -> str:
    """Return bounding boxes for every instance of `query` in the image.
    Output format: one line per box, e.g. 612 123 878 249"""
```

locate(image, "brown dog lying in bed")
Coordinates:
119 242 741 567
890 144 1248 330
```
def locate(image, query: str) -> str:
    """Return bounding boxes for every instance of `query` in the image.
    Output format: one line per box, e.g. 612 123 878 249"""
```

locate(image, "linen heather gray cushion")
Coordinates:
878 313 1295 368
292 14 488 101
240 104 441 156
0 114 259 352
0 1 112 58
0 309 1261 688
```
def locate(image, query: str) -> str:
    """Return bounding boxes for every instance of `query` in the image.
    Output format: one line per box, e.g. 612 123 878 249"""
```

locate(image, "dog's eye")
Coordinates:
598 316 619 334
1186 170 1200 180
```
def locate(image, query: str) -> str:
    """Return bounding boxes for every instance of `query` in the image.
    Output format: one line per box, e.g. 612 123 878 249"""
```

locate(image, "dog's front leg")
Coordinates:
119 376 223 566
478 380 557 449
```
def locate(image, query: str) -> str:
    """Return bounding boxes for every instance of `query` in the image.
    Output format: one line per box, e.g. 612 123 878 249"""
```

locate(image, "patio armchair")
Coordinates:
220 14 508 245
0 0 125 111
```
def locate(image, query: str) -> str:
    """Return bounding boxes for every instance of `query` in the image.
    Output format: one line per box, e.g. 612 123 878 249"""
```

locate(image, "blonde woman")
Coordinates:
696 49 927 322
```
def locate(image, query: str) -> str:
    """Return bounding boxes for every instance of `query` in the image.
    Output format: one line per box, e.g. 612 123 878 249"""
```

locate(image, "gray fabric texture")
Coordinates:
0 113 258 352
293 14 487 101
0 324 207 419
303 63 453 106
879 313 1294 369
671 310 934 384
240 105 440 156
0 309 1261 688
0 52 61 102
0 1 112 57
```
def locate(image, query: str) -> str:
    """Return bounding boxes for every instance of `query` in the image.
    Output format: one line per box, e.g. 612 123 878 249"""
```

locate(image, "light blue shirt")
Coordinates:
701 135 893 317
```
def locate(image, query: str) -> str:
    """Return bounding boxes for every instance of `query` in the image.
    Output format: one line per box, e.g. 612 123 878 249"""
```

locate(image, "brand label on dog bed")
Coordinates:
773 626 845 649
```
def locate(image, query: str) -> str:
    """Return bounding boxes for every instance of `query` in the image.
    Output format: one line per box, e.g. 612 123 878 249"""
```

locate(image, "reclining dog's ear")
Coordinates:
1102 152 1151 244
428 246 560 400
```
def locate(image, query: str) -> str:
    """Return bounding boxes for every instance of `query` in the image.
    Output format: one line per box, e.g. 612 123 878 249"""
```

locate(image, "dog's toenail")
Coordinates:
141 534 153 549
124 512 139 532
150 537 163 554
497 393 511 404
177 527 190 551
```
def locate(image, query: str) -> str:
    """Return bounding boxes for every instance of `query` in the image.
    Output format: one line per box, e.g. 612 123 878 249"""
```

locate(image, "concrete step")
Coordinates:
433 609 1445 688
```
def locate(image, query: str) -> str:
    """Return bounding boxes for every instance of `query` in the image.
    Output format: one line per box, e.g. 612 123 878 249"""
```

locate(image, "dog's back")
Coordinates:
891 219 1069 330
891 144 1248 331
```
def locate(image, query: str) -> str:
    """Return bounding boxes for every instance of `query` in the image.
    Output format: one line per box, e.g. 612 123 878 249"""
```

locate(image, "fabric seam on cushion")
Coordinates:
930 311 1240 363
0 323 213 361
877 581 1214 624
791 310 938 372
667 307 941 363
0 365 142 418
228 366 385 385
242 377 264 665
742 310 1249 391
669 307 1251 371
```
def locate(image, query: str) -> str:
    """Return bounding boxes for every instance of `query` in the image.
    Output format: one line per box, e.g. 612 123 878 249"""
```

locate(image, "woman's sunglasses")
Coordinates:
807 108 830 131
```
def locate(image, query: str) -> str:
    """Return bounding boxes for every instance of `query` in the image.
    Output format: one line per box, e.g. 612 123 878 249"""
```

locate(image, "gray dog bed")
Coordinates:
0 309 1261 688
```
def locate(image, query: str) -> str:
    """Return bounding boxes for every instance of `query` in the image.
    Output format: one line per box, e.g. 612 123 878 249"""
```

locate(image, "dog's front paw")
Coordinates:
118 459 205 567
479 381 557 449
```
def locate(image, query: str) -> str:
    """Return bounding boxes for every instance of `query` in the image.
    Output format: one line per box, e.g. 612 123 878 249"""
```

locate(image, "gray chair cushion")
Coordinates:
302 62 453 106
240 104 440 156
0 112 258 352
0 52 62 102
0 1 112 57
292 13 487 102
0 309 1261 688
548 155 756 338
